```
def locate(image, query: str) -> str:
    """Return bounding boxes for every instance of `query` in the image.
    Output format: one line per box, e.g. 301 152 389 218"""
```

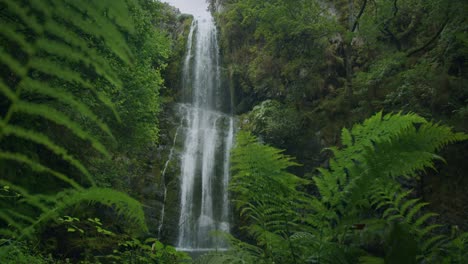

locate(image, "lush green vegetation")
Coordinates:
200 113 467 263
1 0 467 263
213 0 468 232
207 0 468 263
0 0 189 262
215 0 467 152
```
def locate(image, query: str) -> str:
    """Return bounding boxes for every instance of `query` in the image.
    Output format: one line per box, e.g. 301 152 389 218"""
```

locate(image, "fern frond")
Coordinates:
316 112 467 221
42 21 122 86
230 131 310 261
0 24 34 55
421 234 447 252
1 122 94 185
2 0 42 33
21 187 147 238
419 224 443 238
0 180 50 212
341 127 353 146
405 202 429 223
12 102 109 157
413 213 438 228
348 111 426 151
311 112 466 261
222 232 264 257
56 188 147 232
19 79 113 137
0 209 24 227
0 48 28 76
0 0 148 246
0 228 18 238
369 183 449 260
382 208 400 219
193 253 245 264
441 232 468 262
394 189 412 206
1 183 147 240
359 255 385 264
417 122 468 152
52 1 132 64
290 232 317 242
4 210 36 225
35 38 121 88
191 233 263 264
0 80 18 101
0 152 82 189
29 58 93 88
400 198 421 215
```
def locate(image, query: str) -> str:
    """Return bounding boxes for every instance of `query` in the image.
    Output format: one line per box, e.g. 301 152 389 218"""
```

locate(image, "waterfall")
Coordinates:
176 10 234 250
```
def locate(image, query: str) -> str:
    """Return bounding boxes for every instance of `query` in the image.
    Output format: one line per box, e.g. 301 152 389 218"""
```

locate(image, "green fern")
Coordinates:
193 233 265 264
0 0 147 250
289 231 354 264
441 231 468 263
359 255 385 264
312 112 467 221
0 0 129 185
311 112 467 261
230 131 307 223
227 112 466 263
230 131 310 263
193 253 249 264
370 183 447 261
231 131 307 203
23 187 148 238
0 181 147 239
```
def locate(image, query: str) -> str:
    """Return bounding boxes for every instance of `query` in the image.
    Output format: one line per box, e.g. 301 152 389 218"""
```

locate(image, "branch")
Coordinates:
381 26 401 51
396 14 418 40
379 0 401 50
392 0 398 17
406 18 449 57
352 0 368 32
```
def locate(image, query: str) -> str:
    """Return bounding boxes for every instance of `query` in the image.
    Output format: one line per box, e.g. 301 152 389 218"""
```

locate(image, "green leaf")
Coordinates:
341 127 353 146
155 241 164 251
1 123 94 186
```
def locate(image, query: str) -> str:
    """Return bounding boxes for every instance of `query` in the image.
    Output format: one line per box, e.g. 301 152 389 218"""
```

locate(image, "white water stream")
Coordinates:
175 8 234 250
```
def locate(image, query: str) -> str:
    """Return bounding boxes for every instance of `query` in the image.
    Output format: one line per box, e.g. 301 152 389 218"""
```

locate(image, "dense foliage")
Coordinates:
214 0 467 150
1 0 466 262
213 0 468 229
200 113 467 263
0 0 189 262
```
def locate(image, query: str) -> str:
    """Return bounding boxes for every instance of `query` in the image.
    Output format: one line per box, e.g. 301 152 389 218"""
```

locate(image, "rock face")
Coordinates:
210 0 225 13
153 104 184 243
136 10 194 242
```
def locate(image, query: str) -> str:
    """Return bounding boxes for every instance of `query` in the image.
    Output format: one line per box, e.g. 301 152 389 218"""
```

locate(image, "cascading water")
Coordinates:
176 9 234 250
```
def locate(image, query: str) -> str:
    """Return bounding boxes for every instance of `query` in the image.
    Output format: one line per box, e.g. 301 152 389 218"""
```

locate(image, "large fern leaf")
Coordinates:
312 112 467 261
0 0 147 245
314 112 467 217
230 131 311 262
